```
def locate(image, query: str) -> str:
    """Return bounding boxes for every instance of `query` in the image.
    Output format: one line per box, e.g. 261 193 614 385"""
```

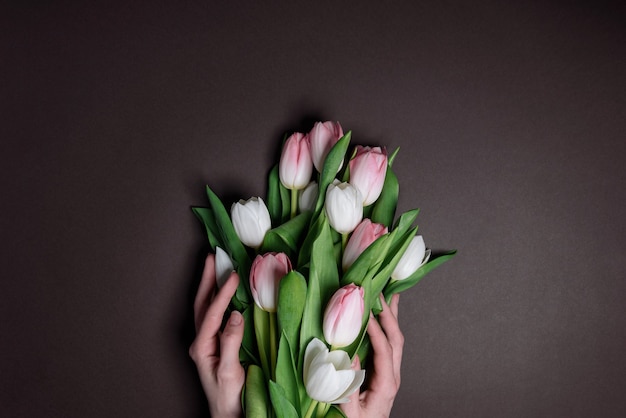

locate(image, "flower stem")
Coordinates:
303 400 319 418
316 402 331 417
269 312 278 380
290 188 298 219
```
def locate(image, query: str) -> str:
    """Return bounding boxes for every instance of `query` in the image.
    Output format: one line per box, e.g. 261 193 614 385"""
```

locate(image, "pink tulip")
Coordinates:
279 132 313 190
309 121 344 173
323 283 365 348
250 252 292 312
349 146 388 206
342 219 388 271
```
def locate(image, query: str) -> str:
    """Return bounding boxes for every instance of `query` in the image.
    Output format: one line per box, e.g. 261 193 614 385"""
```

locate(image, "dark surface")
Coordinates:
2 1 625 417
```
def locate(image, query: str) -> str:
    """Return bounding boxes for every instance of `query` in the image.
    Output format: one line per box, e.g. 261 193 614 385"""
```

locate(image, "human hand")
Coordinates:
189 254 245 418
341 294 404 418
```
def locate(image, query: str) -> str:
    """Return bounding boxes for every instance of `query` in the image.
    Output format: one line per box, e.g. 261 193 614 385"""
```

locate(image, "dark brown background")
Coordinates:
2 1 625 417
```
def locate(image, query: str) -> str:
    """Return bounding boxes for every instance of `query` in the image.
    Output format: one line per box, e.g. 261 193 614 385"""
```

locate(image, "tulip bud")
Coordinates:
391 235 430 280
349 146 388 206
342 219 388 271
303 338 365 404
298 181 318 213
323 284 365 348
309 121 344 173
325 181 363 234
231 197 271 248
279 132 313 190
214 246 234 288
249 252 292 312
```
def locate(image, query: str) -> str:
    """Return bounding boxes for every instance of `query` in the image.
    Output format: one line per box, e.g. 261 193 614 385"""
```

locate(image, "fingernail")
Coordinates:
230 311 243 325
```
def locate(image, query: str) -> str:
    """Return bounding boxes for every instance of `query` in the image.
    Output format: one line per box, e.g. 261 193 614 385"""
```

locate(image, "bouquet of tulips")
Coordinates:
193 121 455 418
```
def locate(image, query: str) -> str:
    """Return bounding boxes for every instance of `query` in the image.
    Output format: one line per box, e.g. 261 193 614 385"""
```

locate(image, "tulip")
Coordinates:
349 146 388 206
250 252 292 312
391 235 431 280
214 246 234 288
309 121 344 173
303 338 365 404
323 284 365 348
231 197 271 248
342 219 388 271
279 132 313 190
325 181 363 234
299 181 318 213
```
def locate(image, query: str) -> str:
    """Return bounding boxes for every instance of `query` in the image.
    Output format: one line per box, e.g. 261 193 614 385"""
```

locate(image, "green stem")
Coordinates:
303 400 319 418
269 312 277 380
290 188 298 219
341 232 349 261
316 402 331 417
253 305 271 380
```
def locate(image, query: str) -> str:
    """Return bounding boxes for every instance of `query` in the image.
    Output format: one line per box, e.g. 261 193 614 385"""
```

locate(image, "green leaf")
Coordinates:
393 208 420 233
383 250 457 298
239 306 259 365
371 166 399 228
277 271 307 355
254 304 271 380
267 165 283 227
205 185 252 304
245 364 269 418
261 211 312 255
325 405 348 418
314 131 352 215
310 217 340 307
191 206 221 249
269 380 299 418
275 332 300 413
341 234 391 286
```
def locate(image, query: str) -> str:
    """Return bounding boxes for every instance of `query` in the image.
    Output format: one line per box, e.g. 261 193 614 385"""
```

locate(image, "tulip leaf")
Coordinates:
275 332 300 413
245 364 270 418
371 165 399 228
383 249 457 298
267 165 283 227
254 304 271 380
205 185 252 303
326 405 348 418
297 211 325 268
261 211 312 255
314 131 352 215
240 305 259 365
191 206 221 250
388 147 400 167
269 380 299 418
277 271 307 355
393 208 420 233
341 234 390 287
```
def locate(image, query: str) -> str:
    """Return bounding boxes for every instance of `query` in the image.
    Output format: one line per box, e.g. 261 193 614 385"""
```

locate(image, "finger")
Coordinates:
194 254 218 332
367 312 395 387
340 356 362 416
217 310 245 376
390 293 400 318
194 271 240 358
377 294 404 383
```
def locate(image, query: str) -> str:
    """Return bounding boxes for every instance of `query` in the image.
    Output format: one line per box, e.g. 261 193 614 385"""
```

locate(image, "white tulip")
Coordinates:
391 235 431 280
298 181 318 213
214 246 234 288
303 338 365 404
231 197 271 248
324 181 363 234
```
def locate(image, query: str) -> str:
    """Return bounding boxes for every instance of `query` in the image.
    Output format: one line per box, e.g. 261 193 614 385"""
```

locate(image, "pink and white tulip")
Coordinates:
309 121 344 173
279 132 313 190
249 252 292 312
349 146 388 206
342 219 388 271
323 283 365 348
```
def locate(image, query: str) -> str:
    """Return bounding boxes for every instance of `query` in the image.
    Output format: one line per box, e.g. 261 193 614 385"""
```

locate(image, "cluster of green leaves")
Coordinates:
192 130 456 418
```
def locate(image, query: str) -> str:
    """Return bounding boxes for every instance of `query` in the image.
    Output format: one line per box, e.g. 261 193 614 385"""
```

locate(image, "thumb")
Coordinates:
219 311 245 371
341 356 362 416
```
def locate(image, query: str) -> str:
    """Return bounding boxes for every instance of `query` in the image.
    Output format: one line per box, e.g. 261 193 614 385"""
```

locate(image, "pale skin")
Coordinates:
189 254 405 418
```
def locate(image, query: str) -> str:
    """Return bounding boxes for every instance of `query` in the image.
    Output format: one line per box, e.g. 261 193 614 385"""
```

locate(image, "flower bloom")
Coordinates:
303 338 365 404
349 146 388 206
325 181 363 234
323 284 365 348
309 121 344 173
231 197 271 248
342 219 388 271
391 235 430 280
214 246 234 288
249 252 292 312
299 181 318 213
279 132 313 190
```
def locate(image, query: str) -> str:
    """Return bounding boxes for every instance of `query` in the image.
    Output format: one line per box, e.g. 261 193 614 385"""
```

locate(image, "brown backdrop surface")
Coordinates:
2 1 625 417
